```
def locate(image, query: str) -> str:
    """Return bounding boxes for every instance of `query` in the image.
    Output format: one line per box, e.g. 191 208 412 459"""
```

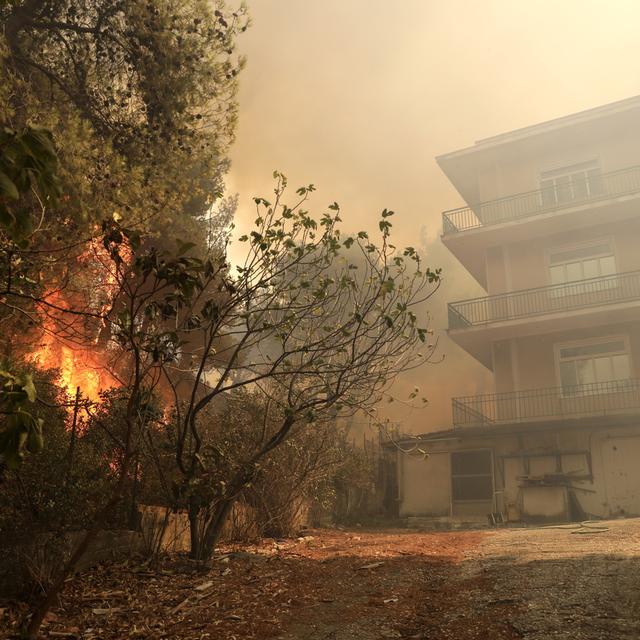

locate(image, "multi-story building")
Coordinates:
395 96 640 523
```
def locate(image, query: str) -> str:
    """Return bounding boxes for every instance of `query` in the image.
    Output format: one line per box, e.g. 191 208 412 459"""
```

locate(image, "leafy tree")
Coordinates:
0 369 43 468
0 125 60 245
0 371 133 597
0 2 248 635
0 0 247 364
0 124 59 466
103 174 441 561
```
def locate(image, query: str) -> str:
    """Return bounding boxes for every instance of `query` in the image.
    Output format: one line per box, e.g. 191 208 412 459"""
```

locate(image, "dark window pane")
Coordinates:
451 450 492 476
540 180 556 207
452 476 493 501
555 175 572 203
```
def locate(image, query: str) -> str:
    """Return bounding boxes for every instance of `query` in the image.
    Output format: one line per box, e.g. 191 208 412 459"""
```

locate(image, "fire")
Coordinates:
30 238 125 405
32 330 117 405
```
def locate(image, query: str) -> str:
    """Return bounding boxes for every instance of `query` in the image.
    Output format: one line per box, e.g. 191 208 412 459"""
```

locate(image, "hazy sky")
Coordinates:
226 0 640 433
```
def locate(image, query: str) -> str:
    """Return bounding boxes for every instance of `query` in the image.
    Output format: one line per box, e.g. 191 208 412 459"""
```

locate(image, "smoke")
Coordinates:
225 0 640 433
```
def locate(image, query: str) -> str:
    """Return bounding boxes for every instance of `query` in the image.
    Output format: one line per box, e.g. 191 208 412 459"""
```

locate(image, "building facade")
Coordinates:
397 96 640 523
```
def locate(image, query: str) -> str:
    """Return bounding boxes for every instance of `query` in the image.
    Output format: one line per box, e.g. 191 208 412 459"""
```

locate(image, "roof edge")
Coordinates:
436 94 640 164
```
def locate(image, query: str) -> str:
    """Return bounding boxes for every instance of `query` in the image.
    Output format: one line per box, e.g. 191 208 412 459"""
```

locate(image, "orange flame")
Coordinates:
30 239 125 405
32 330 117 404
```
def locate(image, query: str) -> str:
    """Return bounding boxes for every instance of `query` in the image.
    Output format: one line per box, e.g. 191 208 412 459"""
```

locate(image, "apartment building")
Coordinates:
395 96 640 523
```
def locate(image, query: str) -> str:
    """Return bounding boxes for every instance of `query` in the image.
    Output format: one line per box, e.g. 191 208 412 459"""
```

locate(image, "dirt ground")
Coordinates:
2 518 640 639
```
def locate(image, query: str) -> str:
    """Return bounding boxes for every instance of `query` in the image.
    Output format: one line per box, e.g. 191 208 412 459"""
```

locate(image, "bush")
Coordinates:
0 370 130 596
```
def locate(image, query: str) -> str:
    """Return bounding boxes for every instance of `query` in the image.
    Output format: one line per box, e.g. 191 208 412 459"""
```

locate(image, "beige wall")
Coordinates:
398 451 450 517
475 116 640 205
477 115 640 296
484 218 640 295
492 340 515 394
505 321 640 391
398 424 640 521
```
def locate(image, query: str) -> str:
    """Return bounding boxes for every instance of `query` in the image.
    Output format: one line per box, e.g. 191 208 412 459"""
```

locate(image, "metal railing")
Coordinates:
452 379 640 427
448 270 640 329
442 164 640 235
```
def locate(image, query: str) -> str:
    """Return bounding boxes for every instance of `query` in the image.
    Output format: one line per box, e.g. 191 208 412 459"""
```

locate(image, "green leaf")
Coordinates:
380 278 395 294
0 204 14 229
0 170 19 199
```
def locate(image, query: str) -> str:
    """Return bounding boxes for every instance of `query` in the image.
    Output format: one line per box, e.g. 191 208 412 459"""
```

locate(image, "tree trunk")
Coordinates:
187 497 201 561
199 497 235 561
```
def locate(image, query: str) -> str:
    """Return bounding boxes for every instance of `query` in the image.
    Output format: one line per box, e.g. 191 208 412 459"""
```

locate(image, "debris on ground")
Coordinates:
2 519 639 639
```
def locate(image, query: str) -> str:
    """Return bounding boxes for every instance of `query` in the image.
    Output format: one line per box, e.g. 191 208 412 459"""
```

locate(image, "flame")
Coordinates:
32 329 117 404
30 238 125 405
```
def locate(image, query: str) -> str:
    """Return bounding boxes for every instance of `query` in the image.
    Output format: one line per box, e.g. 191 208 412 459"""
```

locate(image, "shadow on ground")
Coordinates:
2 523 640 640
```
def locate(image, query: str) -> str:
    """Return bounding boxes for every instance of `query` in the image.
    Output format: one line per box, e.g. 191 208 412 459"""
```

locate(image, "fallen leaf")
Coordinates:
194 580 214 591
92 608 122 615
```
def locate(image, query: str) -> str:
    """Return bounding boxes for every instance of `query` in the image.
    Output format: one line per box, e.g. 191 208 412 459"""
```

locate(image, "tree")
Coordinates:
0 2 249 635
0 0 247 458
0 0 247 365
0 124 61 466
104 173 441 561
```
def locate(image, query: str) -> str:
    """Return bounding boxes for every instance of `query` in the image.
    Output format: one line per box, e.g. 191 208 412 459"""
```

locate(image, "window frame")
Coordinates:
544 237 618 294
449 448 495 504
538 159 603 208
554 334 633 394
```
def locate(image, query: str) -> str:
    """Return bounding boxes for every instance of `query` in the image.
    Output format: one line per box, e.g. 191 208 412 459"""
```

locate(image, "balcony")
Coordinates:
447 271 640 368
448 270 640 330
452 379 640 428
442 164 640 235
441 165 640 288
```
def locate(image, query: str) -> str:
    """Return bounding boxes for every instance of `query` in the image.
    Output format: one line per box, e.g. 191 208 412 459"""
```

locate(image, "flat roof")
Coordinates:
437 94 640 163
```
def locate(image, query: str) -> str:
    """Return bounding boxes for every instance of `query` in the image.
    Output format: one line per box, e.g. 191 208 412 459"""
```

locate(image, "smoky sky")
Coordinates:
225 0 640 434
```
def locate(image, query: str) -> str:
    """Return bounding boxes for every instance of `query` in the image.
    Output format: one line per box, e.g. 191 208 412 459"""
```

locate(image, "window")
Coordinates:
540 160 603 208
556 337 631 392
548 240 616 287
451 450 493 502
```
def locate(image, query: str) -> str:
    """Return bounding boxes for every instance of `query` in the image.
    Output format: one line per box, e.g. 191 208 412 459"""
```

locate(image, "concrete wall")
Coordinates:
485 218 640 295
475 115 640 205
397 424 640 522
509 322 640 391
398 451 450 517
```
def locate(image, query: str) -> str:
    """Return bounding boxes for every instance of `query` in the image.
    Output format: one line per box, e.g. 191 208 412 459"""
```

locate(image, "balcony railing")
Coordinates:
448 270 640 330
442 164 640 235
452 379 640 427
